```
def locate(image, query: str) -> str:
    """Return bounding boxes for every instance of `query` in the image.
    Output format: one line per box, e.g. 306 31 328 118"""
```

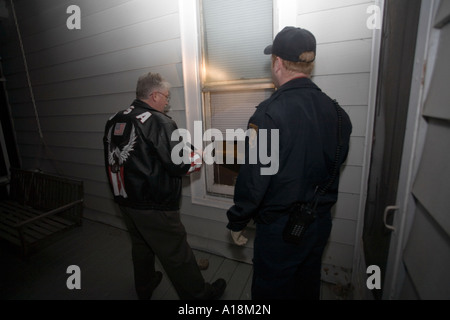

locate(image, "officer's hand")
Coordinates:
231 230 248 246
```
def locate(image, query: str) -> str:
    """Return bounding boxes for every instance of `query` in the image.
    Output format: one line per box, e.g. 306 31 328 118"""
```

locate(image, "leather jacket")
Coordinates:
103 99 190 210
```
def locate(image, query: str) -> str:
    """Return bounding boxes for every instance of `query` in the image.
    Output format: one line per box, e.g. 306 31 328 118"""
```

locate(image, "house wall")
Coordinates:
1 0 184 228
1 0 379 286
297 1 377 281
296 0 381 284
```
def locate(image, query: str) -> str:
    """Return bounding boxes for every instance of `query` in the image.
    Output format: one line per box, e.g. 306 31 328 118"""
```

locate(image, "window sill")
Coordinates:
191 193 234 211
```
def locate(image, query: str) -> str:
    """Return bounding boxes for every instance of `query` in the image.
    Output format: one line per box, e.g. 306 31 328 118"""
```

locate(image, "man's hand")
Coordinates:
186 152 202 175
230 230 248 246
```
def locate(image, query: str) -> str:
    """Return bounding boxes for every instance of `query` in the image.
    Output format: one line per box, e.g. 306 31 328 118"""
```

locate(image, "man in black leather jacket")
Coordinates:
227 27 352 300
103 72 226 300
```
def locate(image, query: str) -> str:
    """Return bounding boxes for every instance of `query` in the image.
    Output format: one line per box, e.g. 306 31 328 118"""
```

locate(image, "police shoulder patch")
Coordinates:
248 123 258 149
249 123 259 132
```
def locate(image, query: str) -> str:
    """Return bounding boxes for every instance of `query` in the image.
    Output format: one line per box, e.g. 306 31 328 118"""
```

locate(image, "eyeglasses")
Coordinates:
154 91 170 102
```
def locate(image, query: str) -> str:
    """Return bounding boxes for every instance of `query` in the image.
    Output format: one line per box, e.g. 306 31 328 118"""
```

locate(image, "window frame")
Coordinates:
179 0 296 209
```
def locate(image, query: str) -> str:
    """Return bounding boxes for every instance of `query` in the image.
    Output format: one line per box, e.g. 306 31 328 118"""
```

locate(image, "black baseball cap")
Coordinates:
264 26 316 62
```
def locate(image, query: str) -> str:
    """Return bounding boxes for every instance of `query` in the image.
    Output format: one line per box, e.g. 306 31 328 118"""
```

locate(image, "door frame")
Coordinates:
382 0 439 299
354 0 423 299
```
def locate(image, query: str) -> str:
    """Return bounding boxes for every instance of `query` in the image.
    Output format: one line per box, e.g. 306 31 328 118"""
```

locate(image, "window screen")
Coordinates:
202 0 273 82
201 0 274 196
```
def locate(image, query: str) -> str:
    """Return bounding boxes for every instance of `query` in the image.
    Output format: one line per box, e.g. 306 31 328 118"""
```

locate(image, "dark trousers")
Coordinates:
119 206 209 299
252 211 332 300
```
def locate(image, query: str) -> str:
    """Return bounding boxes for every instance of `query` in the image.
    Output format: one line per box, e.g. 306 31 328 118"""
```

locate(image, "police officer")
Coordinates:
226 27 352 300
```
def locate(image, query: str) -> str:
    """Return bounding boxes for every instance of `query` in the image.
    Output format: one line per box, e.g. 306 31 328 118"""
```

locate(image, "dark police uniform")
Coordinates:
227 77 352 299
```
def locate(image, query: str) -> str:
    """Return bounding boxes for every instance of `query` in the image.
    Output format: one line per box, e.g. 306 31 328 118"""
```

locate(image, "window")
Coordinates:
179 0 296 208
200 0 274 197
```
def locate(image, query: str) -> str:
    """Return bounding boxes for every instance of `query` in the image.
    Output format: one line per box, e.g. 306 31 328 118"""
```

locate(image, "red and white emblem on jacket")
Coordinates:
106 123 137 198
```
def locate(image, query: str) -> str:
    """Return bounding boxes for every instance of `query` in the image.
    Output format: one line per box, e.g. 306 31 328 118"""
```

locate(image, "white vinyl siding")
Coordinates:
297 0 380 277
402 2 450 298
2 0 381 286
4 0 183 227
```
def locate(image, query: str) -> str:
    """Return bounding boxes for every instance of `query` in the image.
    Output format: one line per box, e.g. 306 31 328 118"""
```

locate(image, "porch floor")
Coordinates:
0 218 350 300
